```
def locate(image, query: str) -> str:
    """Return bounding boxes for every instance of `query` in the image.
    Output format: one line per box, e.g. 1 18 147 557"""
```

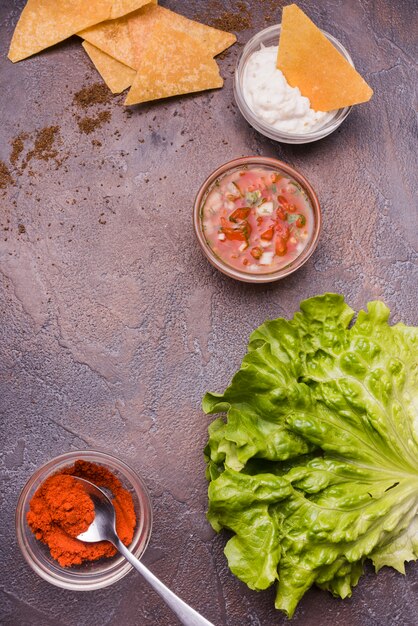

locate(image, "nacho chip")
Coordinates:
82 41 136 94
80 4 236 69
80 12 137 69
110 0 150 20
277 4 373 111
8 0 152 62
124 21 223 106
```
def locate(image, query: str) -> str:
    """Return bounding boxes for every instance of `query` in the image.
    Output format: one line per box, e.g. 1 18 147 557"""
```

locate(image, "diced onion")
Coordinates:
256 201 274 216
260 251 274 265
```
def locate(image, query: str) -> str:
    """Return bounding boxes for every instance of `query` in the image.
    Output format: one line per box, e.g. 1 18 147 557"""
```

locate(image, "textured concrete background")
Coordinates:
0 1 417 625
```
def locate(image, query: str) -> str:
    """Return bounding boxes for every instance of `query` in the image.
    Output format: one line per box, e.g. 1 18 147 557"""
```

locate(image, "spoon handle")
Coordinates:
115 539 215 626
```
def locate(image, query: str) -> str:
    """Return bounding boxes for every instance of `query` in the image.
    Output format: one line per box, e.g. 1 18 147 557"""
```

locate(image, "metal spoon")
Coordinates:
74 477 214 626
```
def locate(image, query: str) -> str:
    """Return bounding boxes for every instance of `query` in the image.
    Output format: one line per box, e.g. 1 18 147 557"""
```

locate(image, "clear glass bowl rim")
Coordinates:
234 24 354 144
193 156 321 283
15 449 153 591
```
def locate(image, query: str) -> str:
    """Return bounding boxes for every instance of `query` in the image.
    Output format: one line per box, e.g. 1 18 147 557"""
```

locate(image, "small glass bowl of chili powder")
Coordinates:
193 157 321 283
16 450 152 590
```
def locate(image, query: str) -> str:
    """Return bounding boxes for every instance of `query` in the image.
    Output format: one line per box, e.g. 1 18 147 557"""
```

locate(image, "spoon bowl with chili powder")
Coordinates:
16 450 152 590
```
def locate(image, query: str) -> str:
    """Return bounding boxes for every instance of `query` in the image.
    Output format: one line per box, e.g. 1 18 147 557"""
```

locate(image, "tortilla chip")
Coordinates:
80 4 236 70
277 4 373 111
80 12 137 69
110 0 149 20
8 0 152 62
124 22 223 106
82 41 136 94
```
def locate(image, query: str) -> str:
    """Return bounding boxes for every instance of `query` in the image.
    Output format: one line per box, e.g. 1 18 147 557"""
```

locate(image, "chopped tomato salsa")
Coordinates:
201 166 314 273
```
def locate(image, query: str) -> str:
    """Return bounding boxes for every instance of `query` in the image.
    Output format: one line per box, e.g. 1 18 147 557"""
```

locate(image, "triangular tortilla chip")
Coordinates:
80 12 137 69
82 41 136 94
80 4 236 70
110 0 149 20
277 4 373 111
8 0 152 62
124 21 223 106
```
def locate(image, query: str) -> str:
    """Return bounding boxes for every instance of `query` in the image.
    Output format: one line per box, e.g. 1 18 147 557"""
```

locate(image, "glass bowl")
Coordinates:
193 156 321 283
16 450 153 590
234 24 354 144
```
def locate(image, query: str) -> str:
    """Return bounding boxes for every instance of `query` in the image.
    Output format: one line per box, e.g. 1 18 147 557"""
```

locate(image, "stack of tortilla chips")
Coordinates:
8 0 236 105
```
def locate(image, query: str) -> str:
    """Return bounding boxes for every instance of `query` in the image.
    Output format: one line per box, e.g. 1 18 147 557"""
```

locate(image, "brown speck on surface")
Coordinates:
77 111 111 134
73 82 112 108
17 223 26 234
0 161 13 189
92 139 102 147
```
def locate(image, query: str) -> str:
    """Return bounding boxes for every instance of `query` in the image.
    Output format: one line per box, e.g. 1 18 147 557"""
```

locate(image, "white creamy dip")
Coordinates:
242 45 335 134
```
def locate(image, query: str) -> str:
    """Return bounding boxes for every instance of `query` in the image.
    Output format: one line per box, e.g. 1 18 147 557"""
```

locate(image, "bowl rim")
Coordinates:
193 156 321 283
15 449 153 591
234 23 354 144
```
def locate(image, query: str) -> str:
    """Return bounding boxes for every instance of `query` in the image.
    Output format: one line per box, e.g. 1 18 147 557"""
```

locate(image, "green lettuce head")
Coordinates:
203 294 418 617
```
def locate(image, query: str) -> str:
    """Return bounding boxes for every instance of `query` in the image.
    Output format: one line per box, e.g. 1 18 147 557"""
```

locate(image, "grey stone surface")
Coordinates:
0 1 417 625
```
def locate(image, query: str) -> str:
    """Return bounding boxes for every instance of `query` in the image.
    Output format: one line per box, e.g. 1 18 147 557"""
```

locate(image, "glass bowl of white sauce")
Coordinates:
234 24 353 144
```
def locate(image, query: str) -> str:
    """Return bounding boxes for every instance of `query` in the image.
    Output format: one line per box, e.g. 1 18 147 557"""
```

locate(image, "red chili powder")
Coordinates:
27 460 137 567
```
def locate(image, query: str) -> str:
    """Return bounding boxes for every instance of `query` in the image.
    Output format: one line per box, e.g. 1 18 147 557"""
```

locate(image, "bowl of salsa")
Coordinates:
193 157 321 283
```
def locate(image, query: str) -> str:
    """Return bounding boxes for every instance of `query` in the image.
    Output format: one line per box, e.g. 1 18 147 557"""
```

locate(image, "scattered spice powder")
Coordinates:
10 133 29 166
77 111 111 134
198 1 252 32
27 460 137 567
25 126 60 163
73 82 112 108
260 0 282 24
0 161 13 189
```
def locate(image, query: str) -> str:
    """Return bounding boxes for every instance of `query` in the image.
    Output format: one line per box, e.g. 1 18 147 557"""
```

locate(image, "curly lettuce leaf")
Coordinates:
204 294 418 617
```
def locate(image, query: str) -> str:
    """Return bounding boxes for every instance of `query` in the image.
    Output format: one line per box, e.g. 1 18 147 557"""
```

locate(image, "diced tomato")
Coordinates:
250 246 263 260
296 215 306 228
221 216 251 241
276 221 290 241
278 195 289 209
278 196 297 214
229 207 250 222
221 228 245 241
276 207 286 221
261 226 274 241
275 237 288 256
